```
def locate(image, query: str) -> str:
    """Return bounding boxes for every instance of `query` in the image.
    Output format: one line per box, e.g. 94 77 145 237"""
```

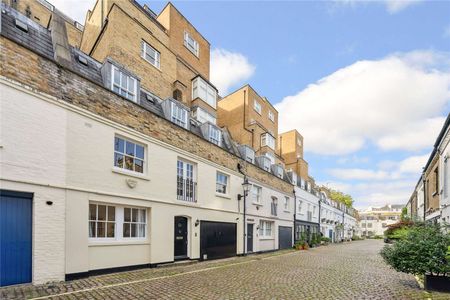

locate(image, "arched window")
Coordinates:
173 89 183 101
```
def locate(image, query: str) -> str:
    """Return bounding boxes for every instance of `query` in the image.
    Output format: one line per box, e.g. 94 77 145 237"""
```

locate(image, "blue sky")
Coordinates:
56 0 450 209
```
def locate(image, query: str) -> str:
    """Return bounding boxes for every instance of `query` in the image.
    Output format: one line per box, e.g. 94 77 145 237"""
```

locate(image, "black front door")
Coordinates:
247 224 253 253
174 216 188 259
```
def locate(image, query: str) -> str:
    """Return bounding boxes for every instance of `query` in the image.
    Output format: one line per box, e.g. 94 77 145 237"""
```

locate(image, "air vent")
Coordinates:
78 55 88 66
15 19 28 32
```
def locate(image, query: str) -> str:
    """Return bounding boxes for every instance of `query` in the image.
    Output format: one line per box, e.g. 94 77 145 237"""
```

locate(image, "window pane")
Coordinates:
123 223 130 237
115 137 124 153
89 221 96 237
107 222 115 238
135 159 144 173
139 209 146 222
128 77 135 93
89 204 96 220
125 156 134 170
113 68 120 85
114 153 124 168
132 208 138 222
113 85 120 93
131 223 137 237
121 73 127 89
139 224 145 237
136 145 144 159
126 141 135 156
124 208 131 222
97 221 105 237
97 205 106 221
107 206 115 221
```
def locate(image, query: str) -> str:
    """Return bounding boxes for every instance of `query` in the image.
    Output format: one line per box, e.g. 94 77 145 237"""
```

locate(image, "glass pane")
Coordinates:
89 221 96 237
115 137 124 153
97 205 106 221
139 209 146 223
125 156 134 171
89 204 96 220
135 159 143 173
131 223 137 237
128 77 135 93
114 153 124 168
123 223 130 238
97 221 105 237
113 85 120 93
121 73 127 89
120 89 127 97
107 222 115 238
132 208 138 222
124 208 131 222
107 206 115 221
139 224 145 237
126 141 135 156
135 145 144 159
113 68 120 84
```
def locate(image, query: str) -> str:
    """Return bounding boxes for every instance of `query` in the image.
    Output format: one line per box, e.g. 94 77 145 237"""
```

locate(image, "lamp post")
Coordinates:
238 177 251 255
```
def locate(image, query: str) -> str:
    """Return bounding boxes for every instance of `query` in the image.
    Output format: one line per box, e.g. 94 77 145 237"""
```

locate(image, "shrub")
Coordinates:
373 235 383 239
380 224 450 276
321 237 331 243
351 236 363 241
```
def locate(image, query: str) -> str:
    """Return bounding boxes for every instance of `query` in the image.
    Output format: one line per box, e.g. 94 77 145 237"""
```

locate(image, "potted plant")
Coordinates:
321 237 331 245
380 224 450 292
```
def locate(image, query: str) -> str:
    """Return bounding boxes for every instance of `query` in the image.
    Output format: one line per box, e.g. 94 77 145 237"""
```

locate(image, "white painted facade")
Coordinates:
358 205 402 237
1 80 250 283
438 125 450 226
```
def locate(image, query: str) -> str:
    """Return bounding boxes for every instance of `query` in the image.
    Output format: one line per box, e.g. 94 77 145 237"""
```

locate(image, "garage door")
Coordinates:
200 221 236 260
278 226 292 250
0 190 32 287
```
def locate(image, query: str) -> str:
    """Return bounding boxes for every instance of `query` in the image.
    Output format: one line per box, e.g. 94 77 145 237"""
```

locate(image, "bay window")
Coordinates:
261 133 275 150
192 77 217 108
192 107 216 124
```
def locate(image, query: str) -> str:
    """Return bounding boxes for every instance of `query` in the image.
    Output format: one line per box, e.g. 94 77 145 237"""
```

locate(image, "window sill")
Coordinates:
283 210 290 213
89 240 149 247
215 193 231 199
252 202 263 207
112 167 150 181
259 237 274 240
140 56 162 72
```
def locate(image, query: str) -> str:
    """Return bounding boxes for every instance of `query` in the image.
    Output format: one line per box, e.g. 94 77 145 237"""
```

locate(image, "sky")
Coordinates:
52 0 450 210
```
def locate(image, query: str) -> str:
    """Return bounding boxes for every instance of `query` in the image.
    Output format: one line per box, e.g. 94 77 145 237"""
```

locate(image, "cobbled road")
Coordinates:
1 240 449 299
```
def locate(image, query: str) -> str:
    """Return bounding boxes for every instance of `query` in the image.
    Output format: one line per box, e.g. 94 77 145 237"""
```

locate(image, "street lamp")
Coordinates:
238 177 251 255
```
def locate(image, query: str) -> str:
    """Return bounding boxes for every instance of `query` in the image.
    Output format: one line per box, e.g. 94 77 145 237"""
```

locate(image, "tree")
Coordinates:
400 207 410 222
329 189 354 208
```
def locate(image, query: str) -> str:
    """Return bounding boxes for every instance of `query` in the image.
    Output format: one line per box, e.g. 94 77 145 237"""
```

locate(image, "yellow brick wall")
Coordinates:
425 155 440 215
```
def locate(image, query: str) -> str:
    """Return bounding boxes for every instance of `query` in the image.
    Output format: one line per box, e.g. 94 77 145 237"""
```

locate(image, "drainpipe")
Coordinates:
318 199 321 234
423 172 426 222
242 90 254 148
237 163 247 255
293 188 296 241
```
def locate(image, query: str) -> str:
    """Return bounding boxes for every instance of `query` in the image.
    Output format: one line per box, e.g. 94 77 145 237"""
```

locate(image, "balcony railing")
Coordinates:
177 176 197 202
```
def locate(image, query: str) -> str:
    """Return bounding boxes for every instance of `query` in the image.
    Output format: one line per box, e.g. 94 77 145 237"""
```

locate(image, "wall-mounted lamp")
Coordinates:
237 178 251 200
195 219 200 227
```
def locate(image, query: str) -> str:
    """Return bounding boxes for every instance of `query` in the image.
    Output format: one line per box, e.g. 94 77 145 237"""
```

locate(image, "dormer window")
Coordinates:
192 77 217 109
256 156 271 172
261 133 275 150
272 164 283 179
171 102 188 129
184 31 199 57
112 66 137 102
209 125 222 146
238 145 255 163
264 152 275 165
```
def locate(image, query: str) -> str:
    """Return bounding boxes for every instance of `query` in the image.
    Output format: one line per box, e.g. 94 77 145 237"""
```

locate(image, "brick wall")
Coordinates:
0 36 294 194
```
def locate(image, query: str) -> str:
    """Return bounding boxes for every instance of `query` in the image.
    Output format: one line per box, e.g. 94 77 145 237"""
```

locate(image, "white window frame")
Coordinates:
268 110 274 122
216 171 229 195
184 31 199 57
252 184 262 204
284 196 289 211
259 220 273 238
254 99 262 114
271 197 278 216
141 40 160 69
89 203 116 240
114 136 145 174
264 152 275 165
261 133 275 150
123 207 147 239
111 65 137 102
192 77 217 108
209 125 222 146
171 102 188 129
298 200 303 214
193 107 216 124
177 159 197 202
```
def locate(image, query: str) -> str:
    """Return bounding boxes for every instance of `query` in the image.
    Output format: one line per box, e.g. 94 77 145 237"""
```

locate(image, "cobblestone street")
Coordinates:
1 240 449 300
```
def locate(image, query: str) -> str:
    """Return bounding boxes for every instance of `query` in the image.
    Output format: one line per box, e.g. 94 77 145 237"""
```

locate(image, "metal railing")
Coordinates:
177 176 197 202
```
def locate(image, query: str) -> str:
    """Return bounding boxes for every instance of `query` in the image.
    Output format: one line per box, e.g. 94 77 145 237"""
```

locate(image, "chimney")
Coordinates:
49 12 72 67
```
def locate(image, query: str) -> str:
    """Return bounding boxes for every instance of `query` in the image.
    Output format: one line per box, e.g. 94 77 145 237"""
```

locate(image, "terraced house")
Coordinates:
405 114 450 225
0 0 356 287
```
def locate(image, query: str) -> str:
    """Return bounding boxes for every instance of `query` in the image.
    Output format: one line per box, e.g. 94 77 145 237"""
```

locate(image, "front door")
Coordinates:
247 224 253 253
174 216 188 259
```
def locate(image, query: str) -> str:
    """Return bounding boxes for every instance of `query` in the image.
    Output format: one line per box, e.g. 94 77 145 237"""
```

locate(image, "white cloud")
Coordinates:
328 168 390 180
210 48 255 96
276 50 450 155
331 0 422 14
49 0 94 23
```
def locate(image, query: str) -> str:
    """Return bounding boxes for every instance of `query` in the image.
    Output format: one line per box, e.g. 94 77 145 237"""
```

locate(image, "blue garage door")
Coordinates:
0 190 32 287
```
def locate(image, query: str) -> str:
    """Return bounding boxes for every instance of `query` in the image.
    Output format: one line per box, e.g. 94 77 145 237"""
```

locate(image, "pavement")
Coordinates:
1 239 449 299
